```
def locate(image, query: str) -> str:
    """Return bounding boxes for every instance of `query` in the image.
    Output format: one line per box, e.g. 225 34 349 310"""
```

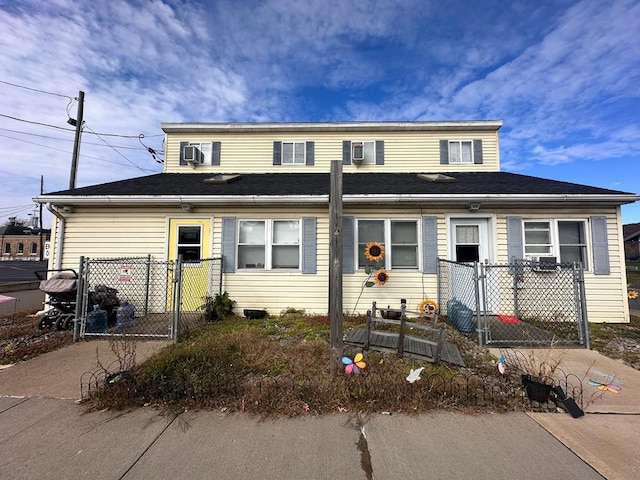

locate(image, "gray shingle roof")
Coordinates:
44 171 633 198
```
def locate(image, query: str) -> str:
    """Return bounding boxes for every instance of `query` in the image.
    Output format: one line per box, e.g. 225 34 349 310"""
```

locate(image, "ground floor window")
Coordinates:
357 219 418 269
523 220 588 268
238 219 300 270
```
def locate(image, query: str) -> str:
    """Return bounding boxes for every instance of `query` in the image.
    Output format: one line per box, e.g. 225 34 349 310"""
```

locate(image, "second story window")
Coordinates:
440 139 483 165
273 141 314 166
449 140 473 164
282 142 306 164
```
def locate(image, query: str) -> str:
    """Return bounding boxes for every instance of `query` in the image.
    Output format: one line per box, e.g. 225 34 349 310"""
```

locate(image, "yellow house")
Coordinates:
36 121 639 330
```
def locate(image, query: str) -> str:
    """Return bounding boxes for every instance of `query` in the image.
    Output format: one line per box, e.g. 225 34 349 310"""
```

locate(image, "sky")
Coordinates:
1 0 639 229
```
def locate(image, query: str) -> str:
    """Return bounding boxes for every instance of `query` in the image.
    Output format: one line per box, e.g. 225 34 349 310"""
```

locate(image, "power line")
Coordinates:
0 79 73 100
0 133 159 171
0 127 160 151
0 112 164 138
83 124 152 174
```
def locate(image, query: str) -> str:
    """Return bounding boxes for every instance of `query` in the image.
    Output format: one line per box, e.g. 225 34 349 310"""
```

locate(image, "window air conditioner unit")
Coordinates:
352 142 364 164
183 145 199 166
529 256 559 272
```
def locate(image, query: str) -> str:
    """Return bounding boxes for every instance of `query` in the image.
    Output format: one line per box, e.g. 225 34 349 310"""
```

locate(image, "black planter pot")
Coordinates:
521 374 553 402
244 309 268 320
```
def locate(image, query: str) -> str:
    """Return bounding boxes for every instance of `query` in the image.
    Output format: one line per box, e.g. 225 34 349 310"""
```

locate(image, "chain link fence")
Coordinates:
437 259 588 347
76 256 222 342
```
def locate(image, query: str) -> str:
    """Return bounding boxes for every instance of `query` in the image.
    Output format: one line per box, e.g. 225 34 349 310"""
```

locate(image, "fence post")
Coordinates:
143 254 151 316
576 262 590 349
397 298 406 356
473 262 483 347
172 255 183 344
73 256 85 342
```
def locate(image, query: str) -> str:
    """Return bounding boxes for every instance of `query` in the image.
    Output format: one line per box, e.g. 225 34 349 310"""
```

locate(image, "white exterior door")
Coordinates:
450 218 494 313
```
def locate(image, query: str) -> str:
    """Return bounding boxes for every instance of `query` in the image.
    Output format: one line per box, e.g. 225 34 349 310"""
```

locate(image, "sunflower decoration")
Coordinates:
418 299 438 315
629 290 639 300
373 269 389 286
364 242 385 263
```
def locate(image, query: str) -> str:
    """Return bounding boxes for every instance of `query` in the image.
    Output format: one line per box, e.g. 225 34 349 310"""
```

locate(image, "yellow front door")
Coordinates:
168 218 212 311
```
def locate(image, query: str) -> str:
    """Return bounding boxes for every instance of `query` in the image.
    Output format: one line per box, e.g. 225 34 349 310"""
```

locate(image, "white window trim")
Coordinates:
351 140 376 164
523 219 590 269
237 219 301 270
187 142 213 165
448 140 474 164
281 141 306 165
356 218 419 270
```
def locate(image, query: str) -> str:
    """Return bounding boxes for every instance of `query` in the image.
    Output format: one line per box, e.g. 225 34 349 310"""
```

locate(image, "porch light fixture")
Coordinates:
466 202 481 211
180 203 193 212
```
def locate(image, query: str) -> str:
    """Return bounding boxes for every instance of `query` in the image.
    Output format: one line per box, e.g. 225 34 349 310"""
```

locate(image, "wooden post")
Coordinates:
329 160 344 372
397 298 406 357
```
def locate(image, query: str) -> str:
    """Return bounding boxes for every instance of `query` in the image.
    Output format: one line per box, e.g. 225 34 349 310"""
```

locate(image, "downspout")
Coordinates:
46 203 65 270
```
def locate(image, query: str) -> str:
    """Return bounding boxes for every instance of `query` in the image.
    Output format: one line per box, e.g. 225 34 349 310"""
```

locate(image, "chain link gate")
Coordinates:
437 259 589 348
75 255 222 342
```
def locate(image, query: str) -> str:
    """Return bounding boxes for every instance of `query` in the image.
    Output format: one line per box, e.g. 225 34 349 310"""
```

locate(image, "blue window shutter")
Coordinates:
440 140 449 165
591 216 610 275
422 216 438 274
375 140 384 165
179 142 188 165
506 216 524 274
273 141 282 165
212 141 221 166
306 141 315 166
473 139 483 164
302 217 317 273
342 216 355 273
342 141 351 165
221 217 236 273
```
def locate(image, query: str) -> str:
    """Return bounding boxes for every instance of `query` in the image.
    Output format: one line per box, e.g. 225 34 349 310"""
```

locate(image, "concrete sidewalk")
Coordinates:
0 342 638 478
0 398 604 480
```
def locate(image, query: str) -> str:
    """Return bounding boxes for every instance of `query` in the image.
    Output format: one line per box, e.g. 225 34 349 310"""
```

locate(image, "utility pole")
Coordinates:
69 90 85 190
329 160 344 372
39 175 44 261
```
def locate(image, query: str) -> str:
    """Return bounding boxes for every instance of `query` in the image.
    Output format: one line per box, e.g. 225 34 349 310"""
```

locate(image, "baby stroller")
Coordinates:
36 269 79 330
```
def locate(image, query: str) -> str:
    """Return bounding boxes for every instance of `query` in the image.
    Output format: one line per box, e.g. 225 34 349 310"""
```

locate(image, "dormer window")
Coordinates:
440 139 483 165
448 140 473 164
282 142 306 165
342 140 385 165
180 141 221 166
273 141 315 166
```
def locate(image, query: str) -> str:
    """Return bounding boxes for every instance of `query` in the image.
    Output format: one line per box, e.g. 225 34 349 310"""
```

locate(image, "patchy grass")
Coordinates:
85 311 515 415
589 314 640 369
1 308 73 364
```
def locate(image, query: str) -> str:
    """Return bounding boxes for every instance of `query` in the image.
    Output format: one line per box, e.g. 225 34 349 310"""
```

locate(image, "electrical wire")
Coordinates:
83 124 154 173
0 127 159 151
0 133 160 170
0 112 164 139
0 79 73 100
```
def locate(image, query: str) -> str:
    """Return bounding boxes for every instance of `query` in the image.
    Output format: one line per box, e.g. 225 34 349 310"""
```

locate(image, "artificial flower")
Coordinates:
373 269 389 286
364 242 385 262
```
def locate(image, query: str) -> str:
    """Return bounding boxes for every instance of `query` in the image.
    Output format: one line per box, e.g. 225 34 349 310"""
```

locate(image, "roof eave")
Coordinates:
161 120 503 134
34 193 640 207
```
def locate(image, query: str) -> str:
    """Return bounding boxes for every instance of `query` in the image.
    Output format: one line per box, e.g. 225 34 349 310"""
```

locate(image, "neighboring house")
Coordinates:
623 223 640 261
0 224 49 261
35 121 639 323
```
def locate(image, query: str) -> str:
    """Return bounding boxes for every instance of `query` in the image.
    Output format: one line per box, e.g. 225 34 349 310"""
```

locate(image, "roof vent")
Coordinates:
203 174 241 184
417 173 457 183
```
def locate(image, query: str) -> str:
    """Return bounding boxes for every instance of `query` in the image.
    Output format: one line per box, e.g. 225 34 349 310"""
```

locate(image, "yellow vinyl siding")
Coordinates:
49 202 628 322
165 130 499 174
